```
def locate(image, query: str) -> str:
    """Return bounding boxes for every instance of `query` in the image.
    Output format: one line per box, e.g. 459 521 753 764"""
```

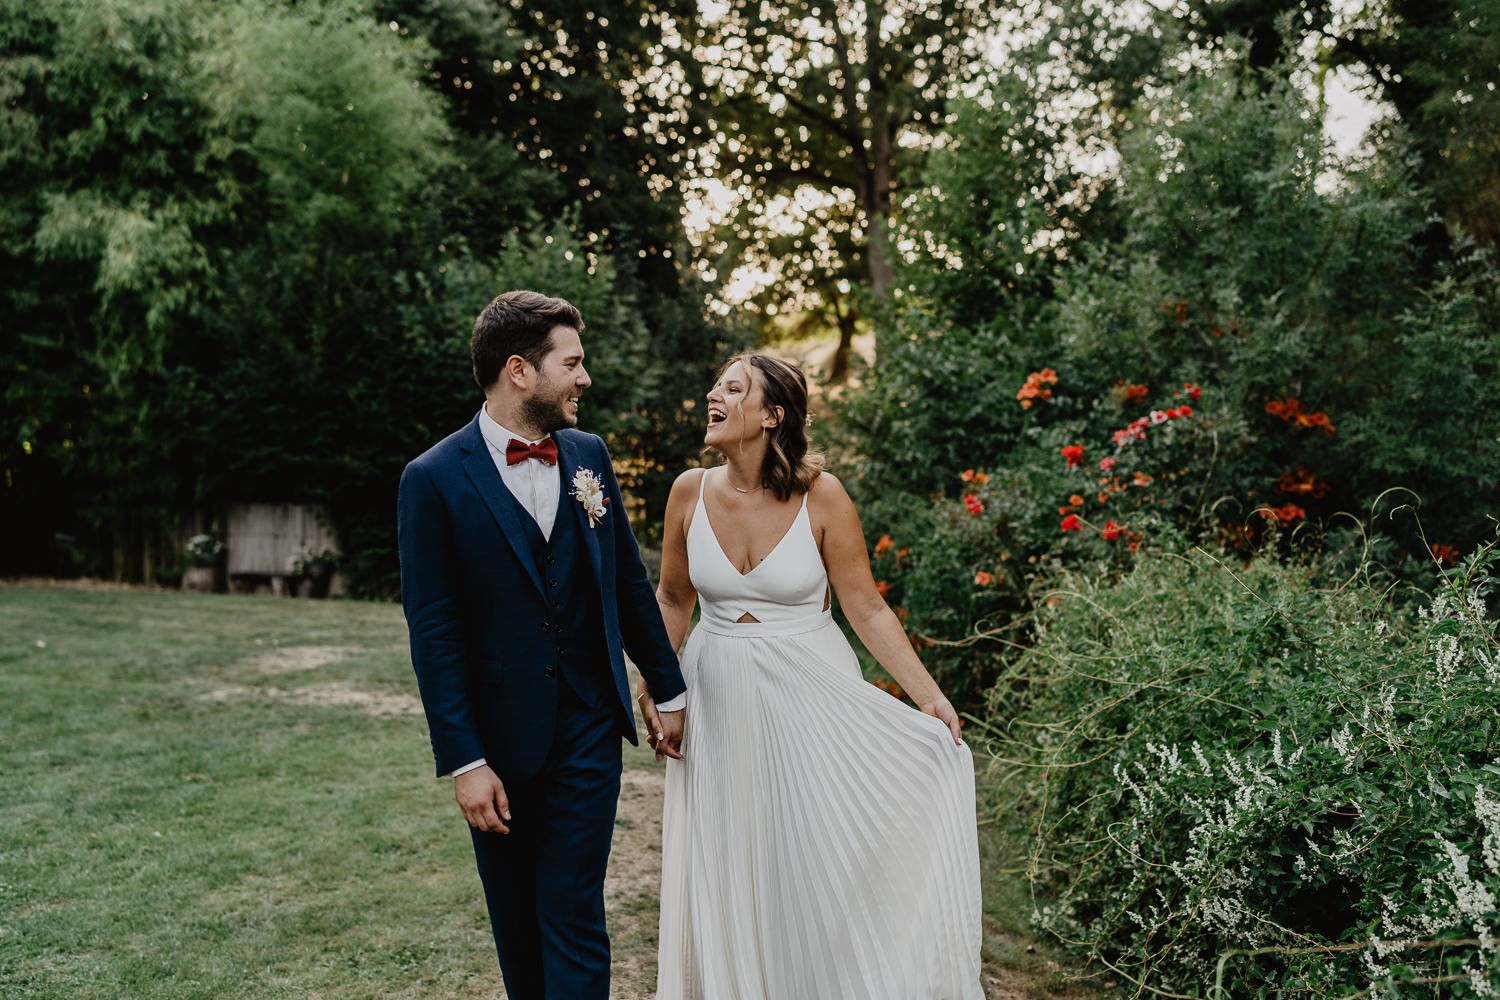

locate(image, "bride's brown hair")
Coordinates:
723 354 824 501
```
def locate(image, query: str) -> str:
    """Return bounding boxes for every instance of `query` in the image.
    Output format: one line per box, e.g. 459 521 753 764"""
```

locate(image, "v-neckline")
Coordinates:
699 469 806 579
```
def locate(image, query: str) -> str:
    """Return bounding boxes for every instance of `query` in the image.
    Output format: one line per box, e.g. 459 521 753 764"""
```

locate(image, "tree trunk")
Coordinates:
828 296 856 384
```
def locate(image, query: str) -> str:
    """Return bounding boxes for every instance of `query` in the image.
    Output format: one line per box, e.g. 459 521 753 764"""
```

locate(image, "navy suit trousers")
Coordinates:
468 681 623 1000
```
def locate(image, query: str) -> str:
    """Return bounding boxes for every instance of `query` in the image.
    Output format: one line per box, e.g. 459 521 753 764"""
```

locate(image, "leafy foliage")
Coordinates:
983 538 1500 995
843 49 1500 710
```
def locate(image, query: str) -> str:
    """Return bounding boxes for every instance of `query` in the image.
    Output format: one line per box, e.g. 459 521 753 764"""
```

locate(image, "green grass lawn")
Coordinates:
0 584 504 999
0 583 1089 999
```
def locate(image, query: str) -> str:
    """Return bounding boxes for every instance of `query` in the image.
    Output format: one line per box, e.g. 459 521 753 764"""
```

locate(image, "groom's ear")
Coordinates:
504 354 530 388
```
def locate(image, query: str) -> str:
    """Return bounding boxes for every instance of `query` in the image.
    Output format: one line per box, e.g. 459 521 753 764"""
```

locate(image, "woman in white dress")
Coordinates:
638 354 983 1000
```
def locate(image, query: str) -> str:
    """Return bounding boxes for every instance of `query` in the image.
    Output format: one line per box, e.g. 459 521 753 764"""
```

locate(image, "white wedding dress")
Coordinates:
655 470 983 999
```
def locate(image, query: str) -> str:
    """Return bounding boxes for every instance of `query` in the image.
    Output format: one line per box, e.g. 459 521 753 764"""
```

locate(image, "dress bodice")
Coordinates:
687 469 829 634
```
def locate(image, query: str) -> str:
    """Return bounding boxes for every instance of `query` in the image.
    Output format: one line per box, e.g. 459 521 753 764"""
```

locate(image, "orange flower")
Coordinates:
874 580 892 597
1017 368 1060 409
972 471 990 486
1132 471 1153 487
1267 397 1335 435
1430 543 1460 566
960 469 976 482
872 678 904 699
1276 467 1330 499
974 570 995 586
873 533 894 556
1069 494 1085 507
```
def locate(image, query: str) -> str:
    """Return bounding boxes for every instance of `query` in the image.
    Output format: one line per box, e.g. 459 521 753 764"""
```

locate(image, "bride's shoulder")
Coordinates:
667 467 708 503
806 470 853 512
673 466 709 488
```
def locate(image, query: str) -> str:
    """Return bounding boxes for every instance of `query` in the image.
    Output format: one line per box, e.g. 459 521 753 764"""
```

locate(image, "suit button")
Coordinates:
544 667 555 678
549 579 558 589
541 622 551 633
547 556 557 566
551 601 560 610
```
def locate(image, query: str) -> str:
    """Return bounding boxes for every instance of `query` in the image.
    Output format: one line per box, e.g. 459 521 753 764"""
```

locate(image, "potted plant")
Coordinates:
182 533 224 592
287 545 339 598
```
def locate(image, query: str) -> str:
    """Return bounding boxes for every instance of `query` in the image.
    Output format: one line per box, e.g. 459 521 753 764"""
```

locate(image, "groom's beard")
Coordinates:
522 388 576 433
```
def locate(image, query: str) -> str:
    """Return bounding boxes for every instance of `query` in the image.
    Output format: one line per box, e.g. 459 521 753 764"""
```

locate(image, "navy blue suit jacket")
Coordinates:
398 416 686 779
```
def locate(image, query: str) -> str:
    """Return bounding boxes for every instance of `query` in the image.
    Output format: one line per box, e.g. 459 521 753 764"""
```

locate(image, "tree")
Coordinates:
690 0 996 379
1042 0 1500 247
376 0 729 527
0 0 456 584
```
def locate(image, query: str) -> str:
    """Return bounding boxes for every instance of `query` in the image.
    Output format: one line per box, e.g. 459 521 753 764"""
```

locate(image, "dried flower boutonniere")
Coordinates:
571 468 610 528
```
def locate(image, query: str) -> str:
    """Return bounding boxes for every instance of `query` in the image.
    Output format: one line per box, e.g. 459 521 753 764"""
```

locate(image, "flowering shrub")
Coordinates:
184 533 224 567
983 538 1500 995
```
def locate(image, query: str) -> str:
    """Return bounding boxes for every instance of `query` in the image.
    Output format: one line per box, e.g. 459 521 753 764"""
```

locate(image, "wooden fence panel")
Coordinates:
225 503 338 576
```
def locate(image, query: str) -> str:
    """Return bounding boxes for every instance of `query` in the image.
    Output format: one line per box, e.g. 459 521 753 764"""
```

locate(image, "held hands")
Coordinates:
637 688 685 762
920 696 964 745
455 764 511 834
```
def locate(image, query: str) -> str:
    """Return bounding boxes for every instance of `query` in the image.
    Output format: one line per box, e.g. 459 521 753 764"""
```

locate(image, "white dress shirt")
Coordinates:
479 406 560 540
449 408 682 779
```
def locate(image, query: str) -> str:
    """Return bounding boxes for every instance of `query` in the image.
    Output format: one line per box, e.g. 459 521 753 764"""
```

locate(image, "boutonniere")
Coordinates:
570 468 610 528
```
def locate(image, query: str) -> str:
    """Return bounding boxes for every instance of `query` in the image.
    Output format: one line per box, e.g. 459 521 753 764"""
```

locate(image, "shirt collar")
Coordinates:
478 405 548 457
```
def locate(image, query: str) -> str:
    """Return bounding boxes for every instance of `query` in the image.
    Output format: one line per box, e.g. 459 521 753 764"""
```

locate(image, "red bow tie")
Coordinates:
505 437 559 466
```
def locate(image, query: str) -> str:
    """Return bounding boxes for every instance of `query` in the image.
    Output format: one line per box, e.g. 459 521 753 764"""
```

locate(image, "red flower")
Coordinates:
964 494 984 515
1257 503 1306 524
974 570 995 586
1060 444 1085 468
1102 520 1122 541
1060 514 1083 532
1182 383 1202 401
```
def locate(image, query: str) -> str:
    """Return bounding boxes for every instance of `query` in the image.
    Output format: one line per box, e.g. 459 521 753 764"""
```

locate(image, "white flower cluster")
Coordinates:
570 468 609 528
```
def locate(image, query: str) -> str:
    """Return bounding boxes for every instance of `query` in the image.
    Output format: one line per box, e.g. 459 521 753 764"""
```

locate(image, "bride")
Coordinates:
638 353 982 999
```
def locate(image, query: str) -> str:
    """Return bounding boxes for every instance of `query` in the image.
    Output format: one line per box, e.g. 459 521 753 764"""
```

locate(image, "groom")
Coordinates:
397 290 686 999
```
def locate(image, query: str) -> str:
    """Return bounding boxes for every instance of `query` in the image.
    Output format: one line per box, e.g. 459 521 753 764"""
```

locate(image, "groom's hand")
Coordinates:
455 765 511 834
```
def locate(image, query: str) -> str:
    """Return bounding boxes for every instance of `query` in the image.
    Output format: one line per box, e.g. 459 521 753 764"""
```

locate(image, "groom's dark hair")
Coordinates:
471 290 585 391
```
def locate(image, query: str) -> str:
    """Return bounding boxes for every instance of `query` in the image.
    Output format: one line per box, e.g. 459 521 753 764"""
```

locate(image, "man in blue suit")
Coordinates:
398 290 687 999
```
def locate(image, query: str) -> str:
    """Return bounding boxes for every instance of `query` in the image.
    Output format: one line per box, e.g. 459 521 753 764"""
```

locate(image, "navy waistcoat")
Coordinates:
514 495 613 707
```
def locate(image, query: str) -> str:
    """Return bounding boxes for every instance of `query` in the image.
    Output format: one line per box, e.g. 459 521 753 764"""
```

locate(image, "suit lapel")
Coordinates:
459 420 547 599
556 433 605 595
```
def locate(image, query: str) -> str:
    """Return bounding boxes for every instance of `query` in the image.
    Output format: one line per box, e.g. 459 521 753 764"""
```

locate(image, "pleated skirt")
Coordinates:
654 612 983 1000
